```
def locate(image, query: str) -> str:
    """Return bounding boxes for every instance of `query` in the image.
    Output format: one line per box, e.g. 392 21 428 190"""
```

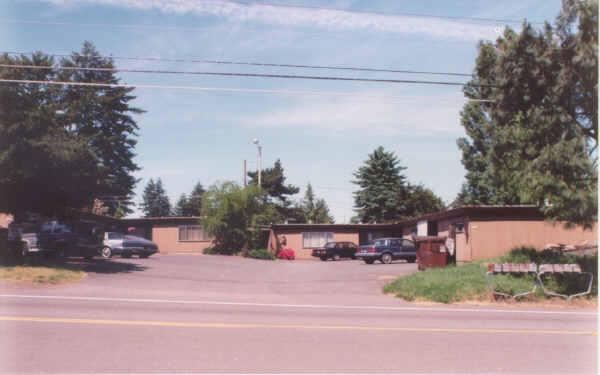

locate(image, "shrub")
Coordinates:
499 246 597 297
202 246 240 255
245 249 276 260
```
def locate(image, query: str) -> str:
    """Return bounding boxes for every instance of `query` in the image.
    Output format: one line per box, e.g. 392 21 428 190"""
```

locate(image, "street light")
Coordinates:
252 138 262 187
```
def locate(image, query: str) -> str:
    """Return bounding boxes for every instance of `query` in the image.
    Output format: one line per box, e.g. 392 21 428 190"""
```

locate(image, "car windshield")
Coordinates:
325 242 336 248
373 239 388 246
107 232 124 240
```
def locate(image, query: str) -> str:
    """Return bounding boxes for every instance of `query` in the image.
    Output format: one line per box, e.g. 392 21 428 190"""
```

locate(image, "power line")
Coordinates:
218 0 543 25
0 64 493 87
1 51 472 77
0 78 496 102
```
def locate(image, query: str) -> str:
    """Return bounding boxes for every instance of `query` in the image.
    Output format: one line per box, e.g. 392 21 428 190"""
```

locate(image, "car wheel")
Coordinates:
381 253 393 264
139 254 149 259
408 257 416 263
320 256 327 261
55 245 66 259
101 247 112 259
21 242 30 257
332 253 340 261
364 259 374 264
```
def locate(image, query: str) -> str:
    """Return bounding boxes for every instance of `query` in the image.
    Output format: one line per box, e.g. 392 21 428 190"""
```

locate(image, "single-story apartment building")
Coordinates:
267 205 597 261
3 206 597 262
120 205 596 262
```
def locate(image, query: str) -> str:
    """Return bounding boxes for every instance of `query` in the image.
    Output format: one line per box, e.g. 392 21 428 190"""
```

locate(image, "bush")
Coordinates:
202 246 240 255
245 249 276 260
499 247 597 297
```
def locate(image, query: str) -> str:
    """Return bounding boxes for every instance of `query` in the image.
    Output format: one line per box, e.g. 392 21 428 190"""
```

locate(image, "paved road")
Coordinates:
1 255 597 373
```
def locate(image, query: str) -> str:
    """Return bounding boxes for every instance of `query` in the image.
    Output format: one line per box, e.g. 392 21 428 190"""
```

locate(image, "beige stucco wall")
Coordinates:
151 224 213 254
272 229 359 260
469 220 597 260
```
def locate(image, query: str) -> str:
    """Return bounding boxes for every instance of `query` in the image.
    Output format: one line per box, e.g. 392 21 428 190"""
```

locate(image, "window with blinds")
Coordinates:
178 225 209 242
301 232 334 249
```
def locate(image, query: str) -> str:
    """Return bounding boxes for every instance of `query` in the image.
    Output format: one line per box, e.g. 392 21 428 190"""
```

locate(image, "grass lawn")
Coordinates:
383 247 597 304
0 258 86 285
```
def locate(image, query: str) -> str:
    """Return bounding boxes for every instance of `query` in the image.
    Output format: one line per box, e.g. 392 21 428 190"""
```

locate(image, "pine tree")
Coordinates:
352 146 408 223
456 0 597 227
140 178 171 217
59 41 143 216
300 183 334 223
0 52 100 216
247 159 299 220
173 194 188 217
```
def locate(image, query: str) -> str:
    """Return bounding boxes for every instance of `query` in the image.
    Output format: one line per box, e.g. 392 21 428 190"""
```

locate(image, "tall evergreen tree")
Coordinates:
173 194 189 217
298 183 334 223
457 0 597 227
247 159 299 220
140 178 171 217
59 41 143 216
352 146 408 223
173 182 205 216
0 52 100 217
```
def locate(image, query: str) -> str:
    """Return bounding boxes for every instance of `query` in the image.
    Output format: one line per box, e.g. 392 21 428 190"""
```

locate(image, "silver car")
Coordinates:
102 232 159 259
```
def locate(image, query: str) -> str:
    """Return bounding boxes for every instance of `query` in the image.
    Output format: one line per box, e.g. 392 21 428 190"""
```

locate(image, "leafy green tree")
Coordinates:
59 41 143 216
247 159 300 220
140 178 171 217
457 0 597 227
401 184 446 218
0 53 100 217
352 146 408 223
200 182 263 254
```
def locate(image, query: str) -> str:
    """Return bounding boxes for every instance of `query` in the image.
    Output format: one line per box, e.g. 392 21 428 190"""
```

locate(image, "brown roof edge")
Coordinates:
122 216 202 225
395 205 542 226
269 223 399 230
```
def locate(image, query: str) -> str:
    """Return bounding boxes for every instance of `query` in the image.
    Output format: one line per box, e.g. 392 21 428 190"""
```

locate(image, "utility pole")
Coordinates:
243 159 247 187
252 138 262 187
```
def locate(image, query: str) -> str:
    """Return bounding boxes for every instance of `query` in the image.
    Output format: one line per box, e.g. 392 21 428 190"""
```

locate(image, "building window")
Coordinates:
302 232 334 248
178 225 209 242
454 221 465 233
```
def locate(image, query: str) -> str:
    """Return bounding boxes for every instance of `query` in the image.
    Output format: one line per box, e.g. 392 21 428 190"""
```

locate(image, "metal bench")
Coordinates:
486 263 538 299
536 264 594 301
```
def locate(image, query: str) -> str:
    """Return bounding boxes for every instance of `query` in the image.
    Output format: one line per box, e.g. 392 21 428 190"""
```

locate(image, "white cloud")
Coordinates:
43 0 502 41
236 93 467 137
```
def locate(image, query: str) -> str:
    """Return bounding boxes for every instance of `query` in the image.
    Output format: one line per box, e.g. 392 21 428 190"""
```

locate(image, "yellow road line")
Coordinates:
0 316 596 336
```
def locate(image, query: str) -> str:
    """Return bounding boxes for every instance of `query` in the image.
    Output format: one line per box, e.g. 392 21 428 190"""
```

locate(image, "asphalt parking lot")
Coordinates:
3 254 420 306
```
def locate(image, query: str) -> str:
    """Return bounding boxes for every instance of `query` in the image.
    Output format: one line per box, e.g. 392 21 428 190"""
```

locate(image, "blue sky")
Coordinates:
2 0 564 222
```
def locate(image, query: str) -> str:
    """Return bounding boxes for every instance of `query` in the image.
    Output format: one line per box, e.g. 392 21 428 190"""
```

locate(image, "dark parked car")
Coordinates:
356 237 417 264
312 241 358 261
17 220 102 258
102 232 159 258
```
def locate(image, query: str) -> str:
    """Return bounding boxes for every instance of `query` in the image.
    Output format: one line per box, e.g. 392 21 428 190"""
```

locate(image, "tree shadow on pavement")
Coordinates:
5 255 148 274
66 258 148 274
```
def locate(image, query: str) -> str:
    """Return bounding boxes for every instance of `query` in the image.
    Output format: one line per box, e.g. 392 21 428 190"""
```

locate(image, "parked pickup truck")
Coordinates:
355 237 417 264
18 220 102 258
